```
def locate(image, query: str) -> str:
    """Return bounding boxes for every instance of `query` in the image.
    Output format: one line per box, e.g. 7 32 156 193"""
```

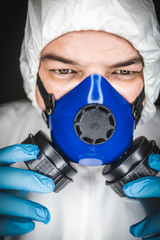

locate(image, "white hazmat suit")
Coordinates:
0 0 160 239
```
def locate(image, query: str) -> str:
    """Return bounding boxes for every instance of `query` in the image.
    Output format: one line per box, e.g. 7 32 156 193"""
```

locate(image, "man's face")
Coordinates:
37 30 144 110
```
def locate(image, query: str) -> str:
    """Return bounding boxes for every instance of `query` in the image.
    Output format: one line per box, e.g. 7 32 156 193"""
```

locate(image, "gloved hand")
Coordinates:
123 154 160 240
0 144 55 237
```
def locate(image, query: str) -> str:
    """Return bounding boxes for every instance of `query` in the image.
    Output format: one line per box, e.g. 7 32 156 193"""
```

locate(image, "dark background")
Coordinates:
0 0 160 105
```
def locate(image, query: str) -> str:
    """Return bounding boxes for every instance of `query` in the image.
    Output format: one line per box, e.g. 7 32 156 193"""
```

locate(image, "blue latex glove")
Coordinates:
0 144 55 237
123 154 160 240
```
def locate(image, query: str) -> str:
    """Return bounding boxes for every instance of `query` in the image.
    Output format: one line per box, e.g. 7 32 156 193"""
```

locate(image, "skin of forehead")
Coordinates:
41 30 141 67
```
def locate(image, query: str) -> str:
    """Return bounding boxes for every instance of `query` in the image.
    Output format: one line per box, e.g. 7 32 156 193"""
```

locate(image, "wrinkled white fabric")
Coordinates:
20 0 160 123
0 100 160 240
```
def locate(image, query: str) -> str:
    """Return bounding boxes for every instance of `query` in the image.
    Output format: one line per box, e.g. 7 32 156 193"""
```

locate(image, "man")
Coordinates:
0 0 160 239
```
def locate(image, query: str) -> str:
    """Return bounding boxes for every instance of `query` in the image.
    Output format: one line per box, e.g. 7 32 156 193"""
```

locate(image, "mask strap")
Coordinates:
37 75 55 127
131 87 145 126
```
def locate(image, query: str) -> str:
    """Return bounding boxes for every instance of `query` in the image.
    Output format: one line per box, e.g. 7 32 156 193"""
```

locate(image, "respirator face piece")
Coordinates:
49 74 135 166
23 73 153 195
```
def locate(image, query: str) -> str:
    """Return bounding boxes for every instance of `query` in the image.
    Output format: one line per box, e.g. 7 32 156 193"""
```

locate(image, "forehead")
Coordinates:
41 30 141 64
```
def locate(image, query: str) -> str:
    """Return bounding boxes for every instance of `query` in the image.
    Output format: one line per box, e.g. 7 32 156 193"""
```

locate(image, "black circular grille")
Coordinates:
74 104 116 145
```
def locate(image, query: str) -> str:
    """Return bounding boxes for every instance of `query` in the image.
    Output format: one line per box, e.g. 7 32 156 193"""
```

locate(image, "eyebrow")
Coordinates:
40 53 144 68
110 57 144 68
40 53 78 65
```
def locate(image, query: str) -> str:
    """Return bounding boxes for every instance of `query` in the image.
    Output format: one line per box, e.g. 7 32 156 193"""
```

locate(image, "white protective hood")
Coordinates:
20 0 160 124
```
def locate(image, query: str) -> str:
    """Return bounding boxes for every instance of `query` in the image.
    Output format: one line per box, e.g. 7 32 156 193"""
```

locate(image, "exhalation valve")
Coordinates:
74 103 116 145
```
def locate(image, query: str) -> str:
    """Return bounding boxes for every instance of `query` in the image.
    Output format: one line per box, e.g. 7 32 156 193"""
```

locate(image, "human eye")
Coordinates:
112 70 135 75
50 69 76 75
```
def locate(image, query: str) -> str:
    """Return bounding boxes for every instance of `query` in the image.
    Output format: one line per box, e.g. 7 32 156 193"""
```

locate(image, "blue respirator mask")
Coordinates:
38 74 144 166
49 74 137 166
23 73 159 196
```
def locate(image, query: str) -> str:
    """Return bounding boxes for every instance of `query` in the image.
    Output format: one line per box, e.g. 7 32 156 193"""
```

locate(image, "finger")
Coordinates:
0 166 55 193
0 216 35 236
130 212 160 238
148 154 160 171
0 144 39 165
123 176 160 198
0 192 50 224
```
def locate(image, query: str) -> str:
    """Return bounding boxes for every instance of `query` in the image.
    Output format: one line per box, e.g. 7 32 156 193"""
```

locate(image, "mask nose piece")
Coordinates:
88 74 103 104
